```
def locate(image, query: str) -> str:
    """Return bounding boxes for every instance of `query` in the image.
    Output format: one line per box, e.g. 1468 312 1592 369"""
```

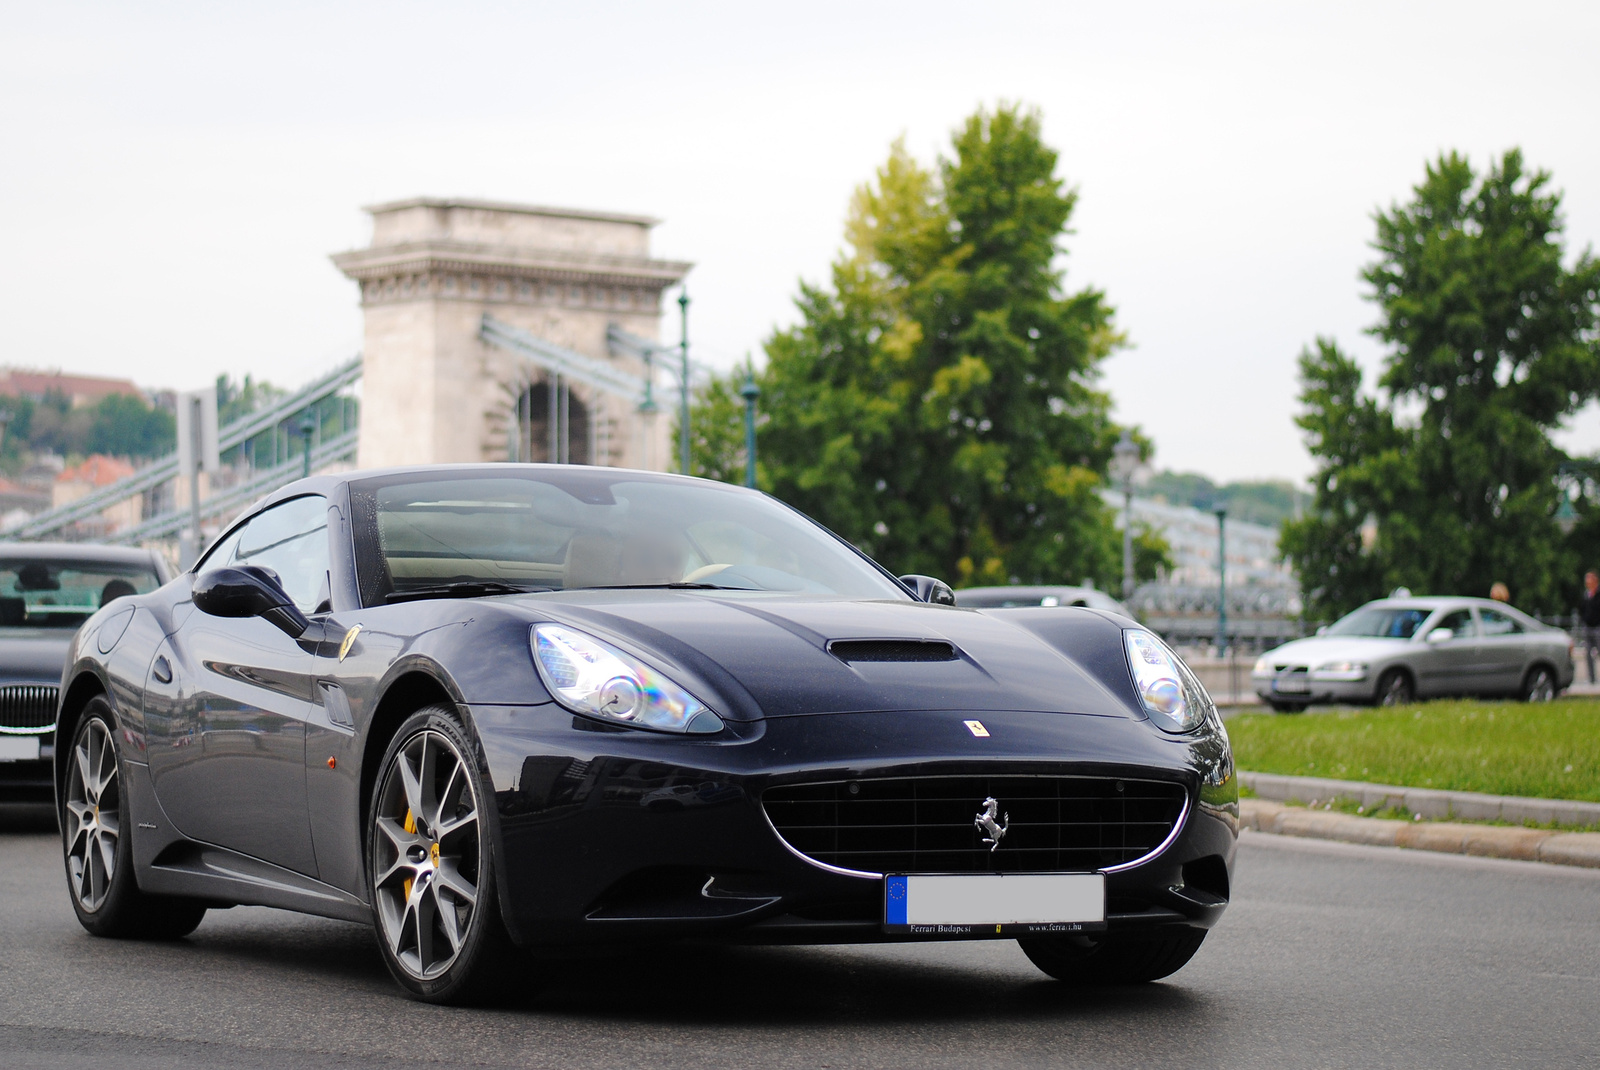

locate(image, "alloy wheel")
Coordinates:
64 717 120 912
372 729 483 981
1525 668 1555 702
1379 672 1413 706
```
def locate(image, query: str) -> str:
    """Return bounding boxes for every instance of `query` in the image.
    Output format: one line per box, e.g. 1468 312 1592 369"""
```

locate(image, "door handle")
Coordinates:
153 655 173 684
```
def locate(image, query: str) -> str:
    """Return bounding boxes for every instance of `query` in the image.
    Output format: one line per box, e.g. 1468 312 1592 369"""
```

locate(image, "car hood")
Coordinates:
523 594 1137 720
0 629 75 683
1261 635 1410 667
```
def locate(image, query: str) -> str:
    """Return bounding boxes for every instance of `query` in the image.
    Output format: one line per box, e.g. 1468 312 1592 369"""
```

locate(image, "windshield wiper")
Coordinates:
386 580 554 604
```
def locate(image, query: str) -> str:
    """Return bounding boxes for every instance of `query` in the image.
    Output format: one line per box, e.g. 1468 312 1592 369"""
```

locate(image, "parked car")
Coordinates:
0 543 171 801
54 465 1235 1003
1252 596 1574 712
955 584 1132 616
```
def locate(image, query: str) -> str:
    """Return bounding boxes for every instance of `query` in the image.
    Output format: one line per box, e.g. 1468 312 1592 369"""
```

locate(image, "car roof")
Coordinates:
0 541 159 567
1358 596 1545 625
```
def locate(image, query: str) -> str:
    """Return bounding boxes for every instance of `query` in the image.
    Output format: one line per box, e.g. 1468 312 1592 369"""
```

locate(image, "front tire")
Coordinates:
368 706 518 1004
1521 666 1556 703
1266 700 1308 714
1375 669 1414 706
1019 928 1207 985
61 697 207 939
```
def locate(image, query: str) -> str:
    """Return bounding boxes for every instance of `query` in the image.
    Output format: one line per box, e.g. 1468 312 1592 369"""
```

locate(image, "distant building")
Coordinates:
1105 491 1302 648
52 454 140 537
0 369 141 408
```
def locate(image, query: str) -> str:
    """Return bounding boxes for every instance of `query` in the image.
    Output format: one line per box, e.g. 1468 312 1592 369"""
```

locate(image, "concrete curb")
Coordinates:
1241 771 1600 828
1241 799 1600 868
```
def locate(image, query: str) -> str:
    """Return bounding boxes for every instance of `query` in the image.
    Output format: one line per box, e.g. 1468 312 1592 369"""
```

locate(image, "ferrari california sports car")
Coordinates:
55 464 1236 1004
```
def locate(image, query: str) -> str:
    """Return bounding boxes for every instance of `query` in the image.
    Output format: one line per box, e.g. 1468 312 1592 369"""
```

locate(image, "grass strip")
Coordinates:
1227 698 1600 802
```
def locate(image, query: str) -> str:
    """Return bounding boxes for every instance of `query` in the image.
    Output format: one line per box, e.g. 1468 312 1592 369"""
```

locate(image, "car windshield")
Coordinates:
0 558 162 629
1324 606 1430 639
347 470 910 605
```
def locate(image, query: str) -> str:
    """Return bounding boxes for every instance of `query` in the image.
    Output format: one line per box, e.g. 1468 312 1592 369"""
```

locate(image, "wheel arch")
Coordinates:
358 671 461 835
1521 659 1560 695
54 670 111 800
1373 664 1416 702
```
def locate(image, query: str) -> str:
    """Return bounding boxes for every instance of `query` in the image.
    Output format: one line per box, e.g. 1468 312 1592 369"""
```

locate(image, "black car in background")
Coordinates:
54 465 1236 1004
0 543 171 801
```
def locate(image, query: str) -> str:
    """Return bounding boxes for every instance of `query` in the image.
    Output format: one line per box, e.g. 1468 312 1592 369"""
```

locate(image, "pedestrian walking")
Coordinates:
1580 570 1600 684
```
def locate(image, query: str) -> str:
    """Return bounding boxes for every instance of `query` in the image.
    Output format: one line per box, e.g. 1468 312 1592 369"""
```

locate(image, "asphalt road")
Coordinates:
2 806 1598 1070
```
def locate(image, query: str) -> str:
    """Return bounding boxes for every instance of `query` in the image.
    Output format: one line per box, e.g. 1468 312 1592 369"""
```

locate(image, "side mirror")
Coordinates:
1426 627 1453 644
899 574 956 606
193 566 310 638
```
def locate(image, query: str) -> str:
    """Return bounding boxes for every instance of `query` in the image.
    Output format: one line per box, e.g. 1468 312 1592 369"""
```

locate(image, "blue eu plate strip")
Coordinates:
884 875 908 926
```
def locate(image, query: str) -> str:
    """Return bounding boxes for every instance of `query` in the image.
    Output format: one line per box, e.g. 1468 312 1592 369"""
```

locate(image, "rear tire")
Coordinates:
1521 666 1556 703
61 697 207 940
1019 928 1207 985
1375 669 1414 706
368 706 520 1005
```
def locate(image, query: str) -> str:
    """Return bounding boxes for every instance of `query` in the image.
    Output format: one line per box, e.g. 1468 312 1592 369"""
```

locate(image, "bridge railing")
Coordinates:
7 357 362 544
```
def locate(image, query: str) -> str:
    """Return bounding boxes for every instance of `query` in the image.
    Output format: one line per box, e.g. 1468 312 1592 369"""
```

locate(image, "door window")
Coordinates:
217 496 330 613
1478 608 1523 636
1430 609 1476 639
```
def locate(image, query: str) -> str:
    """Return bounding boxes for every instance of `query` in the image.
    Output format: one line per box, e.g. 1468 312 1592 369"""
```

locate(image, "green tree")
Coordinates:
748 105 1127 586
1132 522 1174 583
1284 151 1600 617
87 393 175 459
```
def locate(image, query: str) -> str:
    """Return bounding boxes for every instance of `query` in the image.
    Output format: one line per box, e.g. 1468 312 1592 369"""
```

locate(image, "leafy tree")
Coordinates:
1284 151 1600 617
686 362 759 486
744 105 1127 586
88 393 175 459
1132 522 1174 583
1142 470 1308 528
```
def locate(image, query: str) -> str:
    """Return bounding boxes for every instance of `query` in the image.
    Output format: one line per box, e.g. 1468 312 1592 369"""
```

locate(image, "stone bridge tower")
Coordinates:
332 197 691 471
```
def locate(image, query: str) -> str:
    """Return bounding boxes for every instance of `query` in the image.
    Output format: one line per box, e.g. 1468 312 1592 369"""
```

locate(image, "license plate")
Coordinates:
1273 678 1309 694
883 873 1105 935
0 736 41 761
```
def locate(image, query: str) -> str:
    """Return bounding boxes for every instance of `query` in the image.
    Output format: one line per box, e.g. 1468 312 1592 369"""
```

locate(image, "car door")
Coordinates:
1414 608 1480 696
1476 607 1530 694
146 495 330 877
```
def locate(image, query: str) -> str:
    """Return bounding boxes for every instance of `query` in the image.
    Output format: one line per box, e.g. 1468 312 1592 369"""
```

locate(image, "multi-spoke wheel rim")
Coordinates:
1381 675 1410 706
372 730 483 981
1528 670 1554 702
64 718 120 912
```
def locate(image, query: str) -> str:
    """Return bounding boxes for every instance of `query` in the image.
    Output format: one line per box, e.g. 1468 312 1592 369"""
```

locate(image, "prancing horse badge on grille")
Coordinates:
975 796 1009 851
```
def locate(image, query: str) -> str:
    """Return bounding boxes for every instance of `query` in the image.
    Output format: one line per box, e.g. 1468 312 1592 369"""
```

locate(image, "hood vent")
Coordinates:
827 639 958 664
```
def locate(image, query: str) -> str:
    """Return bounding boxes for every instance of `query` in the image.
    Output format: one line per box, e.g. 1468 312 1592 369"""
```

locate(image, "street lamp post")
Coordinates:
1110 432 1141 600
678 288 691 476
1215 508 1228 657
740 370 760 489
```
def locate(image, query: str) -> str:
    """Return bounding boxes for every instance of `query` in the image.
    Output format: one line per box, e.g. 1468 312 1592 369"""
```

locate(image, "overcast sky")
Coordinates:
2 1 1598 484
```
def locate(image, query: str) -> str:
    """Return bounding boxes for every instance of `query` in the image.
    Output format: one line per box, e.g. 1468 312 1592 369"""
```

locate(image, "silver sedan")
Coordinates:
1252 597 1574 711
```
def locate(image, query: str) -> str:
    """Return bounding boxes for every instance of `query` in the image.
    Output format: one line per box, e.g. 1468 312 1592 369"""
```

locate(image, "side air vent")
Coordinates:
827 639 958 664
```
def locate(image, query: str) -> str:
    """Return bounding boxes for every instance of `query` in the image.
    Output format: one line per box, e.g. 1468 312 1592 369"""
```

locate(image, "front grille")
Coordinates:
763 775 1188 875
0 685 59 731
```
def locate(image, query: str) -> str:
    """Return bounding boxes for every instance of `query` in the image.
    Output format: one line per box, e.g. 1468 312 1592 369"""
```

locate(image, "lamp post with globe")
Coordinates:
1110 432 1142 601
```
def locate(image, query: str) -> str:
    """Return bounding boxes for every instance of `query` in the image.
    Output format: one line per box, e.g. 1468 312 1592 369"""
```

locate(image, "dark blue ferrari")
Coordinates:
55 465 1236 1003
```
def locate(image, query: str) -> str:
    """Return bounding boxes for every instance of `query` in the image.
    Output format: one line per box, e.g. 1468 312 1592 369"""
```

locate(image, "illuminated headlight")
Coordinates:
1123 629 1213 733
1252 656 1272 678
532 624 724 734
1310 660 1368 682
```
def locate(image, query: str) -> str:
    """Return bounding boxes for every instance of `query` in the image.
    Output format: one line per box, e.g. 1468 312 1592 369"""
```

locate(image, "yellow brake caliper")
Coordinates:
402 808 416 900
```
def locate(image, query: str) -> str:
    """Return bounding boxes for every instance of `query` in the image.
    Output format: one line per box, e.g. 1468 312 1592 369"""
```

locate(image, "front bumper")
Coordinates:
1254 677 1373 705
471 705 1237 948
0 734 54 803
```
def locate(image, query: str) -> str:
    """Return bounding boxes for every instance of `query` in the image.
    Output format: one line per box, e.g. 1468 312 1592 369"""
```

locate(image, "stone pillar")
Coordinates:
331 198 691 471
